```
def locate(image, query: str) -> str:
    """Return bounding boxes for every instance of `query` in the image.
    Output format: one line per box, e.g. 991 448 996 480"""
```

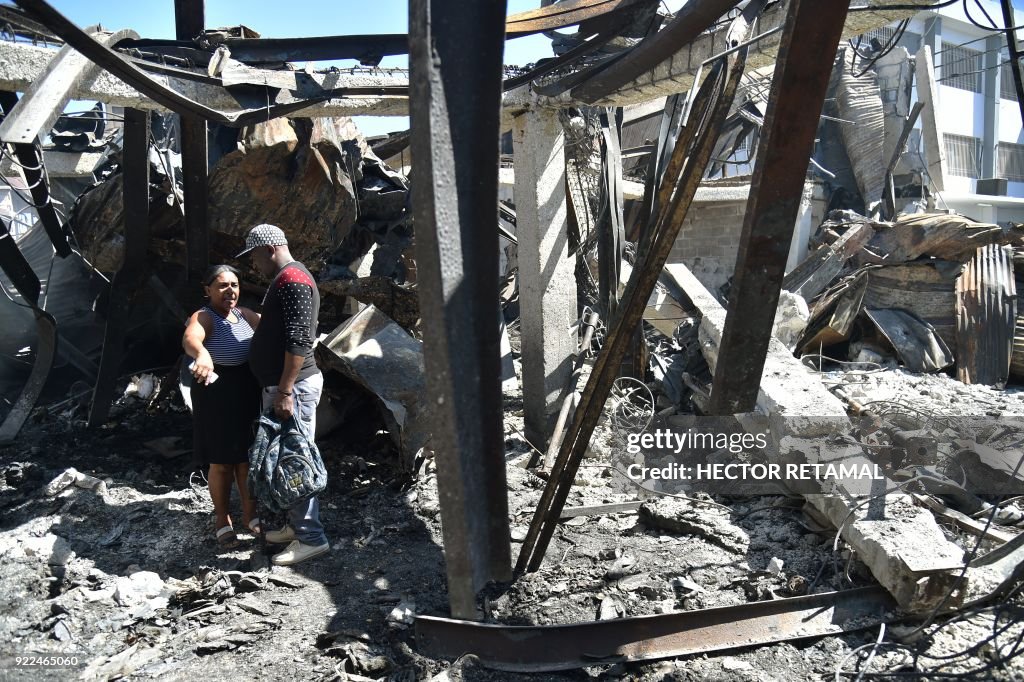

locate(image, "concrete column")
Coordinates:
915 44 948 192
786 182 815 273
513 108 577 448
983 35 1002 180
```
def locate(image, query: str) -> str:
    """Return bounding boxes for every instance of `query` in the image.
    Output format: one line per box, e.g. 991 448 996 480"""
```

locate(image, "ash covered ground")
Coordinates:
1 363 1024 681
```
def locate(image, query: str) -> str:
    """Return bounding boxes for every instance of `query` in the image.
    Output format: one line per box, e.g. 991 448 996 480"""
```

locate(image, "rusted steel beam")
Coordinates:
517 3 759 575
15 0 338 126
506 0 652 38
0 218 57 444
570 0 743 104
88 108 151 427
409 0 511 619
956 244 1017 386
417 586 894 672
0 28 137 145
707 0 850 416
0 91 71 258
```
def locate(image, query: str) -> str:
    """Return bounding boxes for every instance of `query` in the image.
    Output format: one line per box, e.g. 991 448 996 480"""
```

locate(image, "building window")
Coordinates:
944 133 982 178
1003 56 1021 100
997 141 1024 182
940 42 983 93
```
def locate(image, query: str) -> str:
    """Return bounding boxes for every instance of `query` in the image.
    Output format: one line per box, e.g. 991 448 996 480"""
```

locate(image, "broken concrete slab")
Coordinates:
664 263 970 613
639 498 749 553
0 39 410 118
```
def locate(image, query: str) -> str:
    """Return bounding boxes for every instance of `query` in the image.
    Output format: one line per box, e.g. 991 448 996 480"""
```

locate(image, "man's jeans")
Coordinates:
261 371 327 546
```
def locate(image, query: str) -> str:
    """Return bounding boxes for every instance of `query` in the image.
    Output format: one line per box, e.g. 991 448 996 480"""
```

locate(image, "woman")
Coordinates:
182 265 262 549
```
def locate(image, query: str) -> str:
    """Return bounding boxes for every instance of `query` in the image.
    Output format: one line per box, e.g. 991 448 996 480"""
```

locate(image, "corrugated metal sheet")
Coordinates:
1007 249 1024 379
864 262 960 355
834 50 886 207
956 244 1017 387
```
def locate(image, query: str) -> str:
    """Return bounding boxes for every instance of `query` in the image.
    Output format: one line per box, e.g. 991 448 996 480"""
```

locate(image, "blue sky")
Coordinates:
47 0 556 136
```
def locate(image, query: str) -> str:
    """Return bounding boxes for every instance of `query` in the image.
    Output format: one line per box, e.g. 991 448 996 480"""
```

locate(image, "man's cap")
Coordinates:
235 224 288 258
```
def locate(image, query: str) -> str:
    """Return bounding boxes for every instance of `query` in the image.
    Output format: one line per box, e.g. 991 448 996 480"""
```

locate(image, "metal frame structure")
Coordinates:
408 0 512 620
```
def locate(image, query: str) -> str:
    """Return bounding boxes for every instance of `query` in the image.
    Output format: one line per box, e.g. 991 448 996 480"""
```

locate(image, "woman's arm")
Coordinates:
183 310 215 384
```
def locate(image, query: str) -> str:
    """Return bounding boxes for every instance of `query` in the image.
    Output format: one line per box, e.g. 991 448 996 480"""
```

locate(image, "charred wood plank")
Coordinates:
87 109 150 426
409 0 511 619
708 0 850 415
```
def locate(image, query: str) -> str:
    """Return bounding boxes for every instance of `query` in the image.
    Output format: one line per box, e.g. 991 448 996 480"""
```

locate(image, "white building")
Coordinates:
892 0 1024 222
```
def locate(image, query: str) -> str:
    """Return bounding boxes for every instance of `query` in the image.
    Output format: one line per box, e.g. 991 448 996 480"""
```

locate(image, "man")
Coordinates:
237 223 329 566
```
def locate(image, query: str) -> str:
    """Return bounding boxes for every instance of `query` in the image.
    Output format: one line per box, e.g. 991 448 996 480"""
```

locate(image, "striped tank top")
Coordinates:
203 306 255 366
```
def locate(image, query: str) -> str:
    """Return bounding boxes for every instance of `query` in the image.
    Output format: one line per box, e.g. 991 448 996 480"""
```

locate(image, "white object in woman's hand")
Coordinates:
188 360 219 385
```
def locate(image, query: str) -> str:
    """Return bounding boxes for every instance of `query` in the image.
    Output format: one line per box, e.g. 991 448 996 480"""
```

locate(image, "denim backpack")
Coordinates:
248 412 327 513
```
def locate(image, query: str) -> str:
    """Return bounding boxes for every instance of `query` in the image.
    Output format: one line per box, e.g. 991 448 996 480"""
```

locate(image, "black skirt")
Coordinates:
191 362 260 466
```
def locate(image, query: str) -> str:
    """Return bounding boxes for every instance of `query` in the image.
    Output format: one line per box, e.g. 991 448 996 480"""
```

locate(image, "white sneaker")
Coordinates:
271 540 330 566
264 525 296 544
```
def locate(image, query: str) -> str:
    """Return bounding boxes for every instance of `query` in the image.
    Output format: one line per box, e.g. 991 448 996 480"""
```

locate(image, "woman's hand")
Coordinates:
191 350 215 385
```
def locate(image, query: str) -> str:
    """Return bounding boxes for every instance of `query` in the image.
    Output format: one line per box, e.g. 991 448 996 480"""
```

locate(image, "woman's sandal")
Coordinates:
246 518 262 535
215 525 239 549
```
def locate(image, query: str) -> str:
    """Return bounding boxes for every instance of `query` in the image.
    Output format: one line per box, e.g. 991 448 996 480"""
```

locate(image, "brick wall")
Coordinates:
666 199 747 293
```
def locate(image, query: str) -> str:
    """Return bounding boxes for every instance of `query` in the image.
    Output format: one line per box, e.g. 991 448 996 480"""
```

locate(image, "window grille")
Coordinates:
944 133 982 178
940 42 983 93
997 141 1024 182
1003 56 1021 100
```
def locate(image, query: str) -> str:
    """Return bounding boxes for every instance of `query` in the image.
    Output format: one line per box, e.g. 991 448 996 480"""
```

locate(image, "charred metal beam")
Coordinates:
0 28 137 145
707 0 850 416
0 90 71 257
409 0 511 619
882 101 924 219
175 0 209 288
517 3 758 575
0 219 57 444
0 3 61 43
217 0 646 64
15 0 338 126
502 29 617 92
506 0 652 38
172 0 203 41
417 587 894 672
570 0 744 104
224 35 410 64
597 109 624 319
88 108 150 427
